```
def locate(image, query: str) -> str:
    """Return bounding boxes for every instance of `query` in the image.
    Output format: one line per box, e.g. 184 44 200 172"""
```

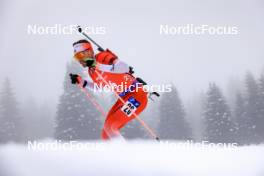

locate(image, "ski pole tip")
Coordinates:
77 25 82 33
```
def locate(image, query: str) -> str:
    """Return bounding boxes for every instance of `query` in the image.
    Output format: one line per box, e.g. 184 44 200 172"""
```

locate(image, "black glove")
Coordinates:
85 59 96 67
69 73 88 88
129 66 135 74
69 74 80 84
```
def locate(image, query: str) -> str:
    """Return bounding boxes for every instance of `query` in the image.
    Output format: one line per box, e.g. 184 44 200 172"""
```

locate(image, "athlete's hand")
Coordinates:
85 59 96 67
129 66 135 74
69 73 81 84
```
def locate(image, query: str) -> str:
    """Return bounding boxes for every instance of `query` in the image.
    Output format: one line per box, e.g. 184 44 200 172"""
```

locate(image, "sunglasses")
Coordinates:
74 50 94 61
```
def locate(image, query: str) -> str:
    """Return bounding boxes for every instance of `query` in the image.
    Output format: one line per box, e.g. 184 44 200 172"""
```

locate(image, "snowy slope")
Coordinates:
0 140 264 176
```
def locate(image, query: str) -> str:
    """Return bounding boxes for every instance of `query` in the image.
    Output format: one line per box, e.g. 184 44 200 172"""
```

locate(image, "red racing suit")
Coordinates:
87 49 148 139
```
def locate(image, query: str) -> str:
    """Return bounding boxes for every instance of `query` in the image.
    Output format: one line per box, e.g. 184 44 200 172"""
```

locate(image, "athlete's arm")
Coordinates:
69 73 97 91
97 59 130 74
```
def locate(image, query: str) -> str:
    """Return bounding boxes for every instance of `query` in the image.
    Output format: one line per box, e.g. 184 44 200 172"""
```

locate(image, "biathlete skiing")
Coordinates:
69 26 159 140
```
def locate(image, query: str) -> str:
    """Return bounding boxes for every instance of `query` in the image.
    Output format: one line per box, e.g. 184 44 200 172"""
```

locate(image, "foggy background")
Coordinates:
1 0 263 104
0 0 264 142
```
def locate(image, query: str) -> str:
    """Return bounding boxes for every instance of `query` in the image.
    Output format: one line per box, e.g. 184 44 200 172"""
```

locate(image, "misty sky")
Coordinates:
0 0 264 107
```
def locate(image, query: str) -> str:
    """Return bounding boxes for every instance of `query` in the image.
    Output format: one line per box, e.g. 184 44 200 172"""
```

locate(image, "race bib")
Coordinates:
121 97 140 117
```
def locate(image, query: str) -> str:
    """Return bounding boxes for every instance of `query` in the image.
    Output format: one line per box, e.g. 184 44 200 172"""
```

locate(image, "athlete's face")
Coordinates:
79 60 88 67
74 50 94 67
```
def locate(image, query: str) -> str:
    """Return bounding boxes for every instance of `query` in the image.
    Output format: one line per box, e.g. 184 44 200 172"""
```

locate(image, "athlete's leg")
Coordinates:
101 88 148 140
101 129 110 140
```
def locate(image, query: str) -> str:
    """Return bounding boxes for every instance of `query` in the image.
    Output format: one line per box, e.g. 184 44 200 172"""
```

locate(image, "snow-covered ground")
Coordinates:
0 140 264 176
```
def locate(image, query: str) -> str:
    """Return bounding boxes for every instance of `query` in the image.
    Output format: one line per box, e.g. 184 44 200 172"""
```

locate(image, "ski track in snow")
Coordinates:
0 140 264 176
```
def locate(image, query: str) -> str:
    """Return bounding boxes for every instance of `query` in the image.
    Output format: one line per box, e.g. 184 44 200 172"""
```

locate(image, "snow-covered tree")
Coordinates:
243 72 261 143
235 93 246 121
158 85 192 140
257 74 264 142
235 92 249 144
0 78 21 143
55 62 102 140
203 83 237 143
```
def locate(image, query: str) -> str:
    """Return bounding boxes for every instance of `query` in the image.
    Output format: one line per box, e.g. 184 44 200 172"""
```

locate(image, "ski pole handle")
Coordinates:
77 26 105 52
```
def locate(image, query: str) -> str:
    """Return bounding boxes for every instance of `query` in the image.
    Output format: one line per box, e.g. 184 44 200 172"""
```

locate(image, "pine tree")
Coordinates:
203 83 237 143
235 92 248 144
243 72 261 143
0 78 21 143
235 93 246 121
257 74 264 142
55 62 102 140
158 85 192 140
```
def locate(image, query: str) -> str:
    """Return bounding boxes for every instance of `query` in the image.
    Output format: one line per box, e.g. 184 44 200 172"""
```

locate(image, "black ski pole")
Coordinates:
77 26 105 52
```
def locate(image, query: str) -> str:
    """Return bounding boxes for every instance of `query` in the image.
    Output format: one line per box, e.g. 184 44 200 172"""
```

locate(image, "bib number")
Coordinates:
121 97 140 117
